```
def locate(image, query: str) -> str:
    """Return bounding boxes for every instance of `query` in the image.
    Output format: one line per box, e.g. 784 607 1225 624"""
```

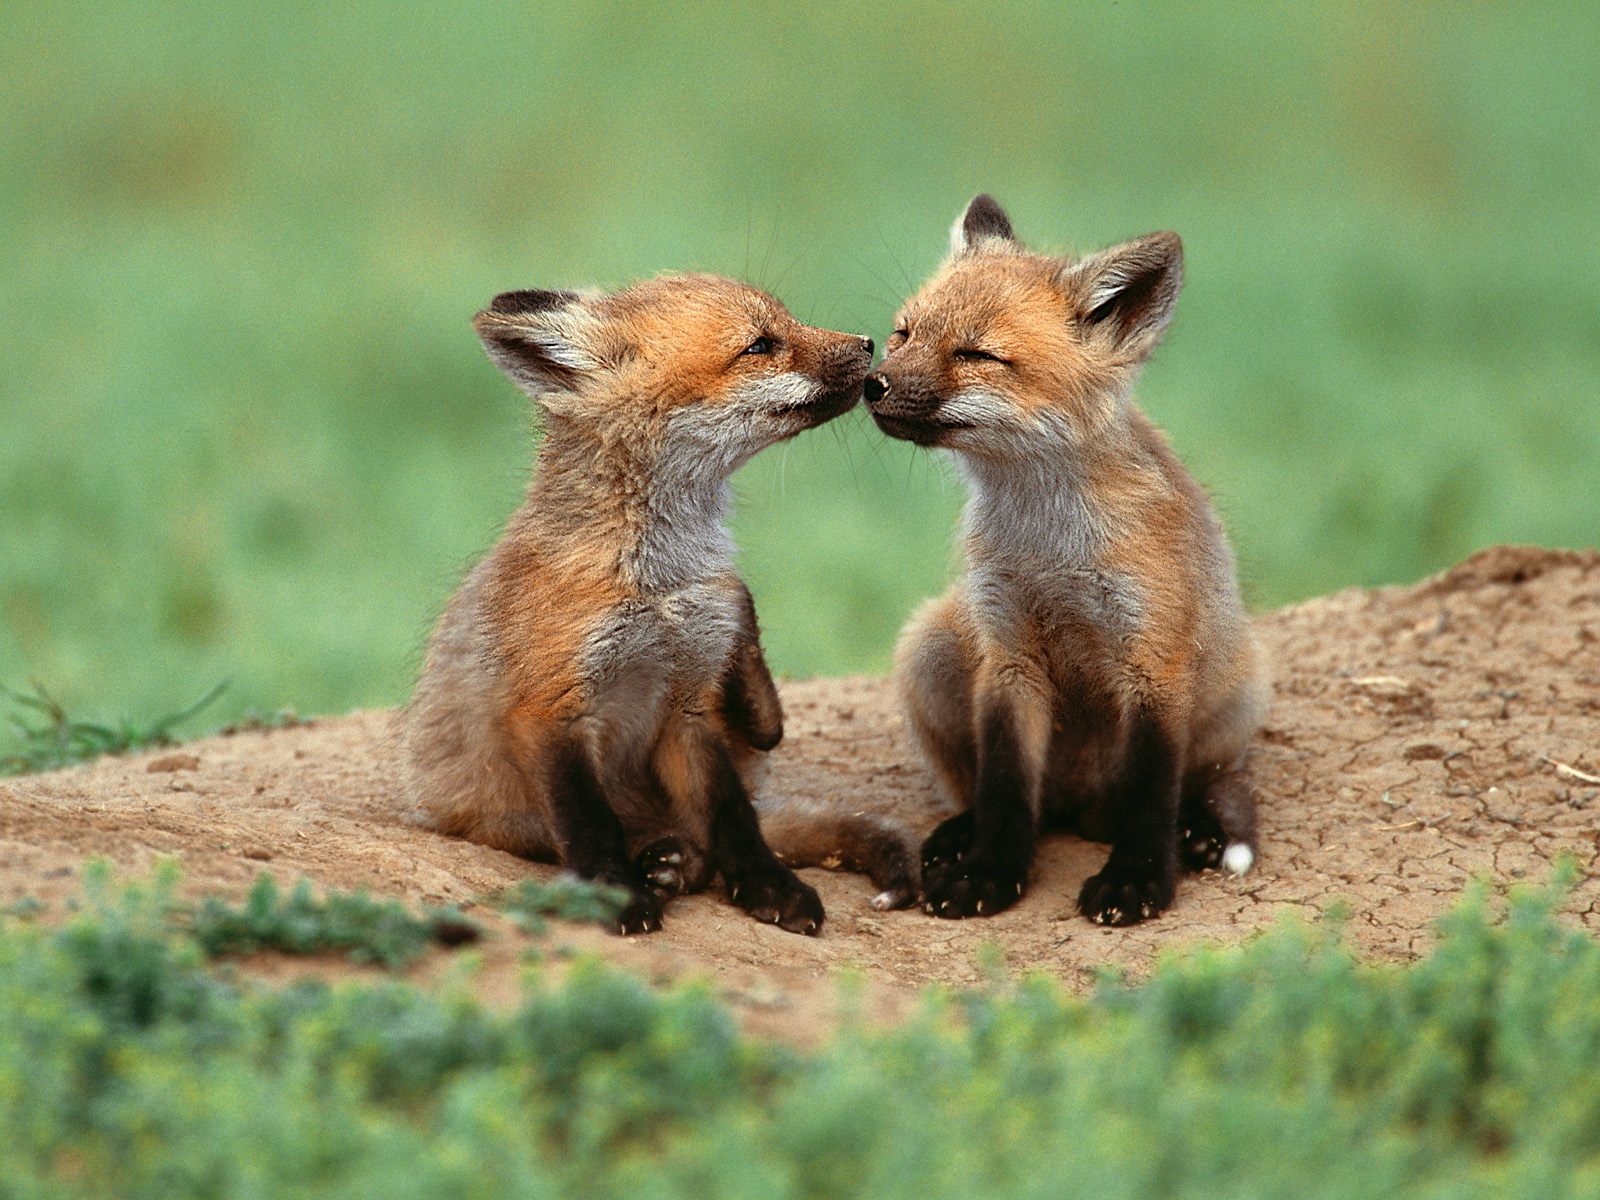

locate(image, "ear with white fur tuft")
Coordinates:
1066 232 1184 362
472 289 596 396
949 193 1018 255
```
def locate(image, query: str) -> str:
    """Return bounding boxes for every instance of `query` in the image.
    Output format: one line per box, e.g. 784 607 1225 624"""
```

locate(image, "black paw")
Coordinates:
615 888 664 936
920 810 975 874
921 858 1026 919
728 867 824 935
1077 860 1175 926
635 837 710 897
1180 811 1227 872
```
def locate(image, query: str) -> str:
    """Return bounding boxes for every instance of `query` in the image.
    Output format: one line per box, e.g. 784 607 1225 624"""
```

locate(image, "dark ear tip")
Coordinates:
1147 231 1183 260
961 193 1015 244
487 288 579 316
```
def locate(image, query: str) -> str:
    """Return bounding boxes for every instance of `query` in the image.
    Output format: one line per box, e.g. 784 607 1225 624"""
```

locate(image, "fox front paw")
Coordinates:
1077 860 1176 927
921 858 1025 919
615 887 664 936
920 810 975 875
728 868 824 935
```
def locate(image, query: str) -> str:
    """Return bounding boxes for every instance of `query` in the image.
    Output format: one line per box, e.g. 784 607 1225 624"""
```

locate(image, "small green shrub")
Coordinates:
217 707 307 735
191 874 480 968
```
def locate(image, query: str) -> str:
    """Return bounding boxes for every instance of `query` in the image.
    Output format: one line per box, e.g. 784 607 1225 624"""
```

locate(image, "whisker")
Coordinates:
869 210 917 292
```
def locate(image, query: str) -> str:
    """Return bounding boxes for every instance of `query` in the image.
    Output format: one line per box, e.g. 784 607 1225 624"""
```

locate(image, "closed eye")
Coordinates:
953 347 1007 364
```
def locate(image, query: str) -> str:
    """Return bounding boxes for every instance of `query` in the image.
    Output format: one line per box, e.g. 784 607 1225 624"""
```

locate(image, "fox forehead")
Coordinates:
890 251 1116 418
897 254 1069 350
603 274 790 352
586 273 857 412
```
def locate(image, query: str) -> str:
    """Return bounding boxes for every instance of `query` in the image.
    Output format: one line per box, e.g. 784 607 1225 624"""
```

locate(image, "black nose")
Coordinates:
860 336 874 356
863 374 888 403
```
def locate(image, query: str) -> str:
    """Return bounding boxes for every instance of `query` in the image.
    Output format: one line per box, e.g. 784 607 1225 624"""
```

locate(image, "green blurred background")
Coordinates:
2 2 1597 741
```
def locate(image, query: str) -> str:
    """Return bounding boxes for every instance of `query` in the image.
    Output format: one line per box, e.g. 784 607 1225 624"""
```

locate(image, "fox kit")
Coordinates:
405 274 911 935
867 195 1267 926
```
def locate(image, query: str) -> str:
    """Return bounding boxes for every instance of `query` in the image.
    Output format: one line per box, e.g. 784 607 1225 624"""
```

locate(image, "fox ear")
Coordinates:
1064 232 1183 361
949 193 1017 255
472 289 598 396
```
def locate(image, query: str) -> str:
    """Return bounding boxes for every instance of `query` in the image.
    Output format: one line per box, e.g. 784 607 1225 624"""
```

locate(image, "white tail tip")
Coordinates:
870 890 897 911
1222 843 1254 876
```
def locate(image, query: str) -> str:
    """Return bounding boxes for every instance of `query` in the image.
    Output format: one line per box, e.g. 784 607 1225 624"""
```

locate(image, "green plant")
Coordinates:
0 679 228 775
494 876 629 935
190 873 480 968
2 866 1598 1198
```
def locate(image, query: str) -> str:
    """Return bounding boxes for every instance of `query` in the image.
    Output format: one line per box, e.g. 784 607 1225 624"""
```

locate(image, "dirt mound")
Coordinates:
2 545 1597 1040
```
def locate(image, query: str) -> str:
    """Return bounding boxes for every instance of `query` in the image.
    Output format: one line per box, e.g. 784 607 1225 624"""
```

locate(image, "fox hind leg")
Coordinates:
655 712 823 934
702 739 824 934
633 834 714 897
1180 764 1256 875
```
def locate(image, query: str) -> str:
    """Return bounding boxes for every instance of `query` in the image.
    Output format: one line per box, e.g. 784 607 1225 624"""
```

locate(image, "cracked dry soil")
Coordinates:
2 545 1597 1042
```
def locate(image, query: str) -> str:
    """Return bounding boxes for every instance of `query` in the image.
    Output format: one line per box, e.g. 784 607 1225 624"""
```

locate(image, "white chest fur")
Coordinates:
579 582 744 708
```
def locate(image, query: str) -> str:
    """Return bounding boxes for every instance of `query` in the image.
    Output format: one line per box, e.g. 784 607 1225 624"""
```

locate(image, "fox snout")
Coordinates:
863 367 961 446
863 364 941 417
827 334 874 384
790 333 873 425
833 335 874 380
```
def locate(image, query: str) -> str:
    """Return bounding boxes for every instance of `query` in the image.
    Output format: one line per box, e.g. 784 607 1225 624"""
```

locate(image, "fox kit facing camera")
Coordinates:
868 196 1267 926
405 274 911 936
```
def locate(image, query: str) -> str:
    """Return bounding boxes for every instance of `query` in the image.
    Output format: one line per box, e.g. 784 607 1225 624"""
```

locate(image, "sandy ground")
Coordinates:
2 545 1597 1042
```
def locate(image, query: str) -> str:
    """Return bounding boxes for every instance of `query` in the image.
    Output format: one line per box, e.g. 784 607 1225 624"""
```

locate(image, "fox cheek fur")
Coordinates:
402 275 901 936
873 195 1267 927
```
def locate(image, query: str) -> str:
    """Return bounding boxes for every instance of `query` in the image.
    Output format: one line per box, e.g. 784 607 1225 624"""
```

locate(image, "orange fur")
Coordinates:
871 196 1268 925
403 273 889 933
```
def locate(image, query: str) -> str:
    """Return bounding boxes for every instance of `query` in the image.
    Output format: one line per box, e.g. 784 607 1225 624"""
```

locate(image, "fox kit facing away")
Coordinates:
405 274 915 935
867 195 1268 926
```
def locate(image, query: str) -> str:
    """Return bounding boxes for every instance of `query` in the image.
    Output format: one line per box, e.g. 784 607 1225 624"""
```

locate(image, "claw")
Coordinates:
975 899 986 914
